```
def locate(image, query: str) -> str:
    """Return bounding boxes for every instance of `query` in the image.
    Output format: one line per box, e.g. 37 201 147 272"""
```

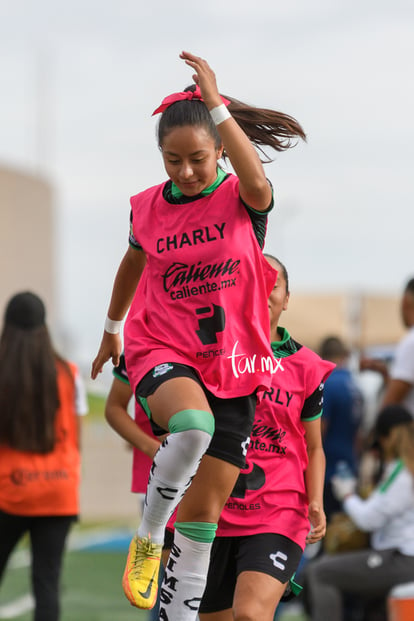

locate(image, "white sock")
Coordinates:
137 430 211 543
159 530 213 621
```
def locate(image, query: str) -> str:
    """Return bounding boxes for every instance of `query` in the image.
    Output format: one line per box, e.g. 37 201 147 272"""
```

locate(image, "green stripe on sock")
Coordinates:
174 521 217 543
168 409 215 436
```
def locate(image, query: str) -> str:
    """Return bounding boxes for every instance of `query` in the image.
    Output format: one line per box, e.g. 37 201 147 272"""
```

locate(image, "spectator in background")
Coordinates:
360 278 414 417
380 278 414 414
304 404 414 621
0 292 88 621
318 336 364 522
358 279 414 506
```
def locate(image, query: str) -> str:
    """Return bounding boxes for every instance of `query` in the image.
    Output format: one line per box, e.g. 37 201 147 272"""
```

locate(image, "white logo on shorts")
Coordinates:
241 436 250 457
153 363 173 378
270 551 288 571
367 553 383 569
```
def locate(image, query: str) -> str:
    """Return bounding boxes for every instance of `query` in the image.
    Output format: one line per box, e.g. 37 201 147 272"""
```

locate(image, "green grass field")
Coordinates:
0 522 150 621
63 550 149 621
0 534 306 620
0 548 149 621
86 393 106 421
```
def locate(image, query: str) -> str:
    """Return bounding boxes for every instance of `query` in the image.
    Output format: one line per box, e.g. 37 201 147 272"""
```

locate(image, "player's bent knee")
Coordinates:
166 410 214 466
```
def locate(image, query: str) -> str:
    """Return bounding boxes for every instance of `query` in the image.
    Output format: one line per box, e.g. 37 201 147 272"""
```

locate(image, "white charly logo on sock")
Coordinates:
184 597 202 610
156 486 179 500
270 551 288 571
241 436 250 457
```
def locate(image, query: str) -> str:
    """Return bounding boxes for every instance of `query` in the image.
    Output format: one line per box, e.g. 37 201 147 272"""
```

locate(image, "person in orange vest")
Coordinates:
0 292 88 621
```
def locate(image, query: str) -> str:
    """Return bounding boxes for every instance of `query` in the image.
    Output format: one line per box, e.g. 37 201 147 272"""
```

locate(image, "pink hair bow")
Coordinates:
152 84 230 115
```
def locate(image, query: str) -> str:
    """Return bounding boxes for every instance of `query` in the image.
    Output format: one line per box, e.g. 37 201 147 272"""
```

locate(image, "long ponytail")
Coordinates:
225 95 306 159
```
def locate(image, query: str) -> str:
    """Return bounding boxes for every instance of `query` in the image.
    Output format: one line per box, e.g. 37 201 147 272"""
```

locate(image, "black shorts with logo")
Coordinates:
135 362 256 469
199 533 303 613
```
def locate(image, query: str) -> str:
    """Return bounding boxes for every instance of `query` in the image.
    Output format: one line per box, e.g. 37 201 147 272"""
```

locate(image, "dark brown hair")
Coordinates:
404 278 414 296
0 321 72 453
318 336 349 361
157 85 306 161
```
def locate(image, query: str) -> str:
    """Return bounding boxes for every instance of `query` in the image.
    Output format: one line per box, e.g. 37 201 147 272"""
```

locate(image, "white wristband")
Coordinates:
104 316 123 334
209 104 231 126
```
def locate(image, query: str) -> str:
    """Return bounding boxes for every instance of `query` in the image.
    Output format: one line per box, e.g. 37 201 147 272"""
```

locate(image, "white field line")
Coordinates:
0 594 35 619
0 527 132 619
